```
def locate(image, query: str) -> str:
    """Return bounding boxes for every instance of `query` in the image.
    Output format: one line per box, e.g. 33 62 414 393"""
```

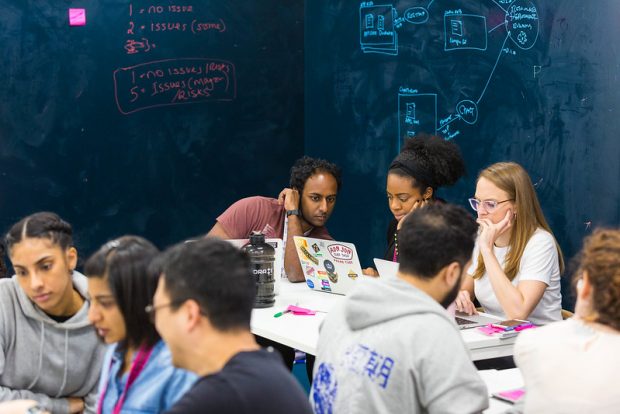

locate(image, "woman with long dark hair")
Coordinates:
85 236 195 414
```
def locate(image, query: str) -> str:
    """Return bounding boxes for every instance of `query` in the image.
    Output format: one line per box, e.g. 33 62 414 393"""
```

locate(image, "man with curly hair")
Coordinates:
207 156 342 283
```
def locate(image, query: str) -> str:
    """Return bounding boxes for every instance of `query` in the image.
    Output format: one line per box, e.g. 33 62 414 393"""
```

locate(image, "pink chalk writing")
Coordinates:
124 38 156 54
113 58 236 115
124 4 225 54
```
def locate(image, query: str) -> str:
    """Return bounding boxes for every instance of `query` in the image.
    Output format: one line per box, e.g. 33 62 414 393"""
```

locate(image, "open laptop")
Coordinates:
454 311 499 330
373 258 399 280
293 236 363 295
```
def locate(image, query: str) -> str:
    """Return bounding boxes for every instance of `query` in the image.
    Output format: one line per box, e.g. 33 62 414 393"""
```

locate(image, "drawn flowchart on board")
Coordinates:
359 0 539 145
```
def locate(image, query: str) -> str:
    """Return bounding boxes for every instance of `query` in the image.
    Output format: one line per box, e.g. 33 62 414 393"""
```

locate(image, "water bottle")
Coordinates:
242 232 276 308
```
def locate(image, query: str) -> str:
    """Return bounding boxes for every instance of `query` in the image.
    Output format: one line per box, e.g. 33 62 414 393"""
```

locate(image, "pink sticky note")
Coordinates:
477 325 504 336
287 305 316 316
496 388 525 402
69 8 86 26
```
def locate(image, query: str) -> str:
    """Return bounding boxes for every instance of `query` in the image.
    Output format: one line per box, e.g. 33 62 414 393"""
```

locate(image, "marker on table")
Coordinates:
273 309 291 318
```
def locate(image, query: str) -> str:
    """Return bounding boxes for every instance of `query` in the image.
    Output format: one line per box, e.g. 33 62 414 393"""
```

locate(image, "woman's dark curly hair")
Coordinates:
389 133 466 193
289 156 342 193
573 228 620 331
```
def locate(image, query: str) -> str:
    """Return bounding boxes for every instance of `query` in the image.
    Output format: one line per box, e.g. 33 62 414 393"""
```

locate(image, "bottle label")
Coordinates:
250 261 275 307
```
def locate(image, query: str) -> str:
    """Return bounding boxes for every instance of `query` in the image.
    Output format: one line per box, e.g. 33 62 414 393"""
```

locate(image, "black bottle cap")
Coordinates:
249 231 266 245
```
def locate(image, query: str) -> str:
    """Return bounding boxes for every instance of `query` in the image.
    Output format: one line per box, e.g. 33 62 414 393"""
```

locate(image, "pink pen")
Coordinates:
514 323 535 332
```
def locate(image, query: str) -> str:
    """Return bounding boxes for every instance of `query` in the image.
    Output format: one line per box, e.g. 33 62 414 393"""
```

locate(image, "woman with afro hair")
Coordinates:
365 133 466 275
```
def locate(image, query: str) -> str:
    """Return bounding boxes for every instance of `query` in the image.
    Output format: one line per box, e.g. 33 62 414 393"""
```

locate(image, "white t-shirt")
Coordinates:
514 318 620 413
468 228 562 325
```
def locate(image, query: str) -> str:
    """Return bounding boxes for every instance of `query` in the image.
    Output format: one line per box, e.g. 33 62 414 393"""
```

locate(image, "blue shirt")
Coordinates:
98 340 196 413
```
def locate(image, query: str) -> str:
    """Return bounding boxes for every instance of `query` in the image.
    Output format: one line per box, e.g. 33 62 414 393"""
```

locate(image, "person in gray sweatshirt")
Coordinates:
0 212 106 414
311 203 489 414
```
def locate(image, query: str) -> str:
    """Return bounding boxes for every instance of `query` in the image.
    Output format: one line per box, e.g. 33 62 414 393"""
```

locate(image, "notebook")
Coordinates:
492 387 525 404
373 258 399 280
293 236 363 295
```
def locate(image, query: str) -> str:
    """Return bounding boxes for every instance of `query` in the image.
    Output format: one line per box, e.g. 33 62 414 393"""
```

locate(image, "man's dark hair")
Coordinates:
152 238 255 331
398 204 477 278
84 236 160 351
289 156 342 193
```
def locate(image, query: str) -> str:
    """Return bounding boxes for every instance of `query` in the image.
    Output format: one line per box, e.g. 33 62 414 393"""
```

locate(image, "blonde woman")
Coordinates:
455 162 564 324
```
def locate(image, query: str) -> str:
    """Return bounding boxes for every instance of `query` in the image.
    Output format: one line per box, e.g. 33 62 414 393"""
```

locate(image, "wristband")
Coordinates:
286 209 300 217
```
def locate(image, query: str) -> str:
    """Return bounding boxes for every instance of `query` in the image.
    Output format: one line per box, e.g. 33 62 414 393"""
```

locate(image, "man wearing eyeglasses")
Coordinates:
151 238 313 414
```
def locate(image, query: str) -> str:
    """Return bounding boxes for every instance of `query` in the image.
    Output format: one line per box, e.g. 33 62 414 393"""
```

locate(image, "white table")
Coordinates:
251 279 333 355
251 279 517 360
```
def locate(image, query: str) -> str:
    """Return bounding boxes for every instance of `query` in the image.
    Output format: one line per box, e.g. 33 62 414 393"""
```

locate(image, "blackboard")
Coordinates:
0 1 304 256
306 0 620 308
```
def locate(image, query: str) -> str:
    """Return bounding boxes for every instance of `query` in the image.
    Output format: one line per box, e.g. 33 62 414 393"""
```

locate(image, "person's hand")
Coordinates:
363 267 379 277
477 210 514 252
396 199 429 230
67 397 84 414
277 188 300 211
454 290 478 315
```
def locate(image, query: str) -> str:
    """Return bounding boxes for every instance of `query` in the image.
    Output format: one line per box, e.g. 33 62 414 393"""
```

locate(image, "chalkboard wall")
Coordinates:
0 1 305 256
2 1 619 311
306 0 620 308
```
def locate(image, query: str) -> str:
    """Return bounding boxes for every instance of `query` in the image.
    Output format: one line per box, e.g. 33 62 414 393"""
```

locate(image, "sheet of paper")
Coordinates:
478 368 524 396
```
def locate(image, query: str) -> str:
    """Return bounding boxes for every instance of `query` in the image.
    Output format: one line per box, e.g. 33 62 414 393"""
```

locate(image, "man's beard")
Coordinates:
440 273 462 309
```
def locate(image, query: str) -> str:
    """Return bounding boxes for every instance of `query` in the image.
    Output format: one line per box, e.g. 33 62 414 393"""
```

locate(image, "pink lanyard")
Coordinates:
392 232 398 262
97 345 154 414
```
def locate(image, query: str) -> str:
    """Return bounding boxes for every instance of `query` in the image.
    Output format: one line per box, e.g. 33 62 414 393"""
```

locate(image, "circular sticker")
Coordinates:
306 279 315 289
324 260 335 273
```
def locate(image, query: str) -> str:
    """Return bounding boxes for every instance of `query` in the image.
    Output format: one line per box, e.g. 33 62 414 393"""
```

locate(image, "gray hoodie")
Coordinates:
310 277 489 414
0 272 106 414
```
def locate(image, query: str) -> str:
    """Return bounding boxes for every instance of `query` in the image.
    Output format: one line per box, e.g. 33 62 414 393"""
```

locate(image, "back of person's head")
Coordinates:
0 242 6 278
5 211 73 254
289 156 342 193
473 162 564 280
154 238 255 331
575 228 620 331
85 236 160 349
389 133 466 195
398 203 478 278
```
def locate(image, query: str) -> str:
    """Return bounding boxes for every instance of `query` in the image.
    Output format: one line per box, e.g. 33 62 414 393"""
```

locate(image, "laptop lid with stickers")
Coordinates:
293 236 362 295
